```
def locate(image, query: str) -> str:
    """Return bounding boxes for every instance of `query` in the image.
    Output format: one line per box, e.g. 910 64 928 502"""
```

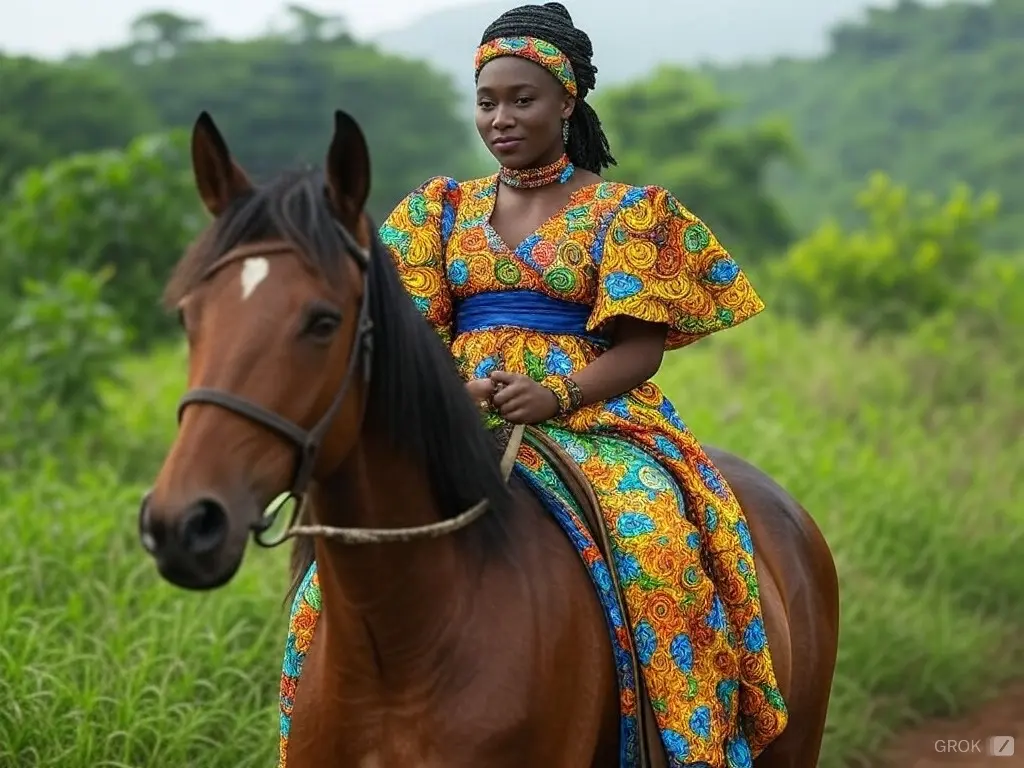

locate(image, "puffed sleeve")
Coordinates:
586 185 765 351
378 175 459 346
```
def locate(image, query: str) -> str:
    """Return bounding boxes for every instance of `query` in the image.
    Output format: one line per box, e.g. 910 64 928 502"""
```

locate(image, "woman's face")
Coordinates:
475 56 574 169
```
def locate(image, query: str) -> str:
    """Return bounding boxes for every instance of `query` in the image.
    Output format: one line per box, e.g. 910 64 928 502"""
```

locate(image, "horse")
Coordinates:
138 109 840 767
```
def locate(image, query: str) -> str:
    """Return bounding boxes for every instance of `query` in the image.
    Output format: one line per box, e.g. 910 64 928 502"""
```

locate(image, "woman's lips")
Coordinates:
492 137 523 153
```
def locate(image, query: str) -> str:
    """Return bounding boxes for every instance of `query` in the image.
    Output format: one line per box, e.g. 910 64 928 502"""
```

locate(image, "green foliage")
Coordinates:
945 251 1024 346
0 131 203 347
0 19 492 349
594 66 797 258
770 172 1001 335
705 0 1024 248
87 24 481 218
828 0 1024 61
0 116 50 188
908 252 1024 407
0 268 129 467
0 461 285 768
0 55 159 188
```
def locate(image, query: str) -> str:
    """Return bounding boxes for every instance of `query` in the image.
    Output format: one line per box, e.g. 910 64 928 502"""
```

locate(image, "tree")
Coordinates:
0 55 158 188
90 33 480 218
594 66 797 260
282 4 351 44
0 131 203 347
0 117 50 187
704 0 1024 248
128 11 208 62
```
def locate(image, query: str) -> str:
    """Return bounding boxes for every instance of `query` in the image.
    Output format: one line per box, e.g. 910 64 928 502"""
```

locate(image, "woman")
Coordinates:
378 3 787 765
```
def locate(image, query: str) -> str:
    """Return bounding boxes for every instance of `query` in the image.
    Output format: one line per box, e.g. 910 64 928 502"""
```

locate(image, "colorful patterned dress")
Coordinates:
376 174 787 766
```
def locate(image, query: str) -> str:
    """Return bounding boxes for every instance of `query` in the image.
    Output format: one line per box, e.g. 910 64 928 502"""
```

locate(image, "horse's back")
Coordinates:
707 447 840 767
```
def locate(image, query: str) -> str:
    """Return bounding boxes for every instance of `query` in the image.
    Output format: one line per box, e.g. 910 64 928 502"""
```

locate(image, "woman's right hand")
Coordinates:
466 377 496 407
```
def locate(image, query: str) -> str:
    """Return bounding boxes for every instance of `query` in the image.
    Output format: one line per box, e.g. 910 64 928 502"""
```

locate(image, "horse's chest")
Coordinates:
285 644 542 768
287 644 450 766
287 691 449 768
287 639 378 762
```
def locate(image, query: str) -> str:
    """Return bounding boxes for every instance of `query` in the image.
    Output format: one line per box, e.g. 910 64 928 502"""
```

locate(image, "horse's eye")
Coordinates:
304 312 341 341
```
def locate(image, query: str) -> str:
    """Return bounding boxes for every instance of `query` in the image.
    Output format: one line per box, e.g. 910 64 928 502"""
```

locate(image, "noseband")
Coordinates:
175 216 521 547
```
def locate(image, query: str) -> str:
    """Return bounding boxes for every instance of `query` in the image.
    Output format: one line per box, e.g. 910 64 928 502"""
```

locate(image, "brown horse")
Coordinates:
139 110 840 767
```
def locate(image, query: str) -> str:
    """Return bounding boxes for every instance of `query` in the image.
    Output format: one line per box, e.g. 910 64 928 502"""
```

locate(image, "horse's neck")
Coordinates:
308 435 469 682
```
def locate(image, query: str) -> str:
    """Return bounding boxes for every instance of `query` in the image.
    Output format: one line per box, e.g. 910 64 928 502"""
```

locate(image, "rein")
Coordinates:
175 217 520 548
276 424 523 545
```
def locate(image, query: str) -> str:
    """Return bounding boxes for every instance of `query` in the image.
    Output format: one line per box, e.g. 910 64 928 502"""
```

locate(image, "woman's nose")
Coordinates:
491 106 514 130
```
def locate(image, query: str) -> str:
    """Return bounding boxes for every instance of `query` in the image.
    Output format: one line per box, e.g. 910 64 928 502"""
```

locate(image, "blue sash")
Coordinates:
454 290 607 346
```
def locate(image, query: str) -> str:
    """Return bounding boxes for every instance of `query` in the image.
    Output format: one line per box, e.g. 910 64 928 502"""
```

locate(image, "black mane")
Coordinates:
165 169 516 602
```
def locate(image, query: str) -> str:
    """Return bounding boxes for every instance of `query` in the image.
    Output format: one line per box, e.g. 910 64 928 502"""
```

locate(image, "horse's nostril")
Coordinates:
138 489 159 554
178 498 229 555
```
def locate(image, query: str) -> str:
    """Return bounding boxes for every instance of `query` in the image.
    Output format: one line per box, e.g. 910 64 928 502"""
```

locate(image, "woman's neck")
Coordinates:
499 151 574 189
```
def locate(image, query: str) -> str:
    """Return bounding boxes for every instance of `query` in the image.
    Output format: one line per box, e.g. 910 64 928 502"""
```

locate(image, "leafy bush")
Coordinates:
905 252 1024 408
0 268 130 467
770 172 1001 336
0 131 203 348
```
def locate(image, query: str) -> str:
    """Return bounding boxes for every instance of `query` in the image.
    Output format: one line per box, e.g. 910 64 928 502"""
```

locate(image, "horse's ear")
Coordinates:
325 109 371 231
191 111 252 217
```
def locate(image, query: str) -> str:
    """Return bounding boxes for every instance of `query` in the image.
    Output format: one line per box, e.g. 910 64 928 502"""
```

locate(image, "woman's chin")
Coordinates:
490 146 541 169
491 153 526 168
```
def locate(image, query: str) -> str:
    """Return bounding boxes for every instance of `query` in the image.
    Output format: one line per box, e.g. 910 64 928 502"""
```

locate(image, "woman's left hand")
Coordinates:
489 371 559 424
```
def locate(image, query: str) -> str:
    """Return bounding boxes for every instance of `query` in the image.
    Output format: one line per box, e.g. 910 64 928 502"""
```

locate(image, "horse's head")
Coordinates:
139 110 375 590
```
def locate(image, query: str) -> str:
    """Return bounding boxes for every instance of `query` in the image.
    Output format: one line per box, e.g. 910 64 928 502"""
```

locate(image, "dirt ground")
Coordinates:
878 684 1024 766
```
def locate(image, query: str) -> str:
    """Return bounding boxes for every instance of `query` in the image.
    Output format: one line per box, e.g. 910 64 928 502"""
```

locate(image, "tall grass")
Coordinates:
2 316 1020 767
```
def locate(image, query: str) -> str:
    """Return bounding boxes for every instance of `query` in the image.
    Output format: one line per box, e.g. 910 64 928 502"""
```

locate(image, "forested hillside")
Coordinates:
0 7 478 220
372 0 945 91
3 0 1020 247
704 0 1024 247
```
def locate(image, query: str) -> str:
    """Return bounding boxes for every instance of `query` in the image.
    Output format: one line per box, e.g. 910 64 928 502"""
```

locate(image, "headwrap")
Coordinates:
474 36 577 97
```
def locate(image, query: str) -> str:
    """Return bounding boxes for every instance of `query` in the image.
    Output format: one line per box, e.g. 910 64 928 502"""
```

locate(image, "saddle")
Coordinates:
493 423 668 768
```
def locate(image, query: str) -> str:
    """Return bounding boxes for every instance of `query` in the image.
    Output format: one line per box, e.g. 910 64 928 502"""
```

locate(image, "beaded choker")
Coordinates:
499 153 575 189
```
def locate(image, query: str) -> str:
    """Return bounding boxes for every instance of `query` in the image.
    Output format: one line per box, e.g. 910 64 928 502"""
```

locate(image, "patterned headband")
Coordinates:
474 36 578 97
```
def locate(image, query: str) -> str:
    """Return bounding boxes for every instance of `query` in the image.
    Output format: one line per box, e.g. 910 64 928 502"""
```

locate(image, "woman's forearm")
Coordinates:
570 318 668 406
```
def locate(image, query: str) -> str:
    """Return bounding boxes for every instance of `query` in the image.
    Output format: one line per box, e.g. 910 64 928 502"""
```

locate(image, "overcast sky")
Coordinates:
2 0 479 59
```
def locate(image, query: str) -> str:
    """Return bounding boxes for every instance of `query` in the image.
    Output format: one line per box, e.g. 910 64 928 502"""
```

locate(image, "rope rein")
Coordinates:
266 423 525 545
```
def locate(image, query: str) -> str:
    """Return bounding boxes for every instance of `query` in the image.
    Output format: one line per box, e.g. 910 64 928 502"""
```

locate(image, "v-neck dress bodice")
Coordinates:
380 174 764 379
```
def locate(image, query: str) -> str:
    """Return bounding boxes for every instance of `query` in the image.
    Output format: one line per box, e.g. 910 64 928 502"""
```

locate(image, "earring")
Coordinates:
562 119 570 145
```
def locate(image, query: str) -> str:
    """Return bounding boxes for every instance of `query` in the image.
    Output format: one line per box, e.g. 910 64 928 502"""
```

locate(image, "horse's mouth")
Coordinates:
155 550 245 591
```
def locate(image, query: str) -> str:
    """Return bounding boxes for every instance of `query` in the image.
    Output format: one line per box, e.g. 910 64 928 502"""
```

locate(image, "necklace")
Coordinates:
499 153 575 189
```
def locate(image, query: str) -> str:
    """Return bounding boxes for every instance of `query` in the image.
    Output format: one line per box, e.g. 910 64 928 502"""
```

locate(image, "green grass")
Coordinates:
2 317 1021 766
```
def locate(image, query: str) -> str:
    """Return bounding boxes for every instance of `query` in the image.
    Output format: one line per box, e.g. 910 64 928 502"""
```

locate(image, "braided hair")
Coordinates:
479 2 616 173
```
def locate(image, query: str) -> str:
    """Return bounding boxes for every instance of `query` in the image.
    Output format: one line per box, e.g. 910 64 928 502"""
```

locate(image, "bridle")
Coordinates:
173 215 521 547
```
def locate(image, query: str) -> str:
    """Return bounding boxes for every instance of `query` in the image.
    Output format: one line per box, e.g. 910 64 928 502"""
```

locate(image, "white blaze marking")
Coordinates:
240 257 270 300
